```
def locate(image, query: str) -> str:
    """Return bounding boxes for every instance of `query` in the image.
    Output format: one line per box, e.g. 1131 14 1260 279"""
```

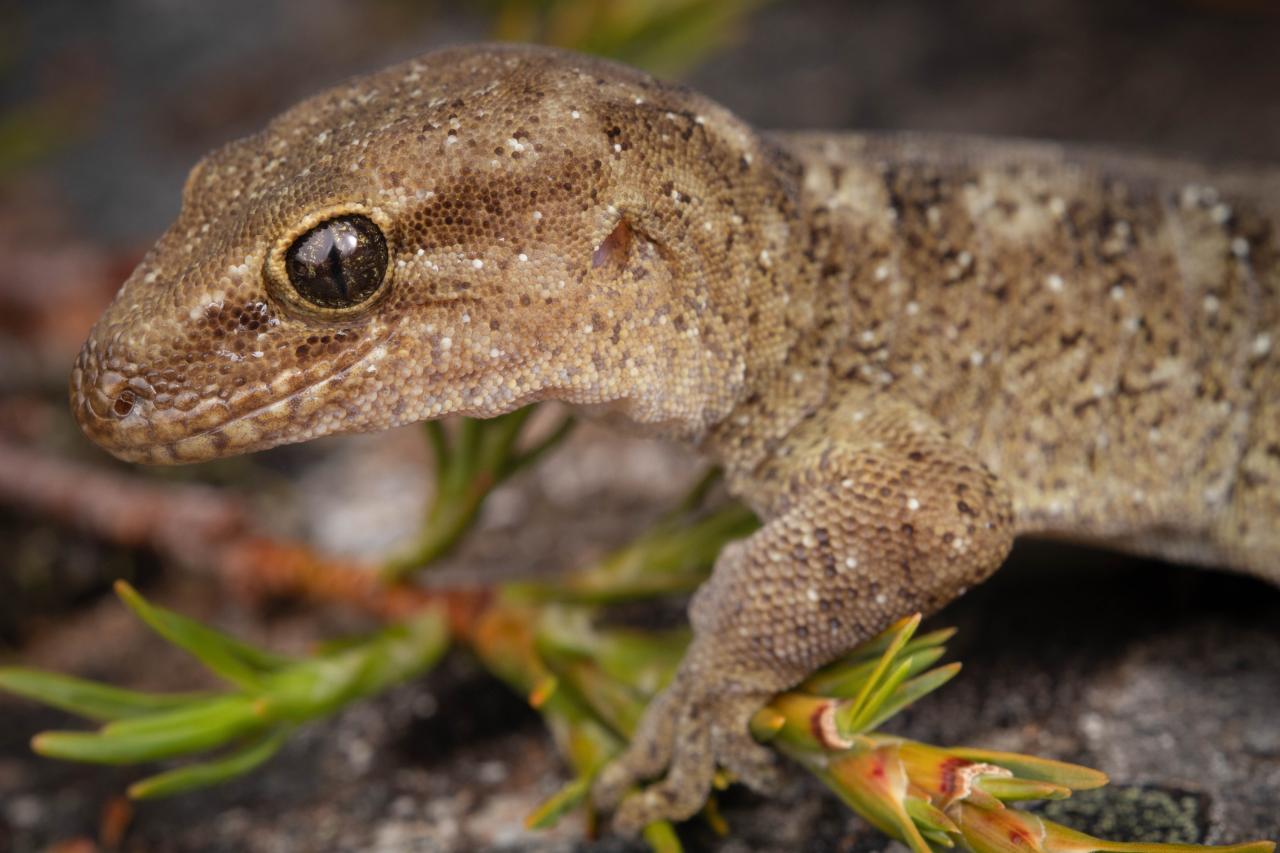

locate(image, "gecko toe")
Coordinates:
715 722 780 793
597 673 777 833
611 704 715 834
592 687 679 810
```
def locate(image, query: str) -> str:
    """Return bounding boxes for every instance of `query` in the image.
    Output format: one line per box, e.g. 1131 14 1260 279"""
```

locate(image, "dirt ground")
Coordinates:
2 0 1278 849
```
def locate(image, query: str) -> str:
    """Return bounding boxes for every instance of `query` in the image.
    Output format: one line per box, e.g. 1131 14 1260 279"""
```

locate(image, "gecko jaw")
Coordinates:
69 330 402 465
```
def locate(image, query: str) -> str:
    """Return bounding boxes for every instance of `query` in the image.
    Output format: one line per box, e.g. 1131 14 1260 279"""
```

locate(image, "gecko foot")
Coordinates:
593 674 779 834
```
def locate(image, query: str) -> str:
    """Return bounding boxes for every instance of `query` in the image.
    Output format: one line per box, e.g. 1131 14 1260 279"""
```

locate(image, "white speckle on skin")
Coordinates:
472 258 484 269
1046 273 1065 292
1203 295 1220 314
570 109 580 119
844 556 858 569
907 497 920 511
517 253 528 262
1252 333 1272 357
806 588 819 603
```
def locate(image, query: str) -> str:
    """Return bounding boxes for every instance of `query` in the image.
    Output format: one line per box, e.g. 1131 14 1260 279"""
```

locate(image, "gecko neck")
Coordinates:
697 185 857 506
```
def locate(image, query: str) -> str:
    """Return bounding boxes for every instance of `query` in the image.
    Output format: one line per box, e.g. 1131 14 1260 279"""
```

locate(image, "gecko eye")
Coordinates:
284 214 388 309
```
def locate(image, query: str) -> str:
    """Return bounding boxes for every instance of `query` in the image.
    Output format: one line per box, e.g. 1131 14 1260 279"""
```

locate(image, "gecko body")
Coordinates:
71 44 1280 831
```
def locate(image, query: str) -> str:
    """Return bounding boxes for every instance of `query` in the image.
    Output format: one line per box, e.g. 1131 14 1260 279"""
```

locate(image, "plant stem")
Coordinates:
382 408 575 580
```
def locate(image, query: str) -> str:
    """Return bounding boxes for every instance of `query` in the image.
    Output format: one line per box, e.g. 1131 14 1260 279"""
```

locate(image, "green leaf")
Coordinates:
97 695 257 738
1035 811 1276 853
905 794 959 834
128 729 289 799
843 658 915 734
34 698 263 764
855 662 962 733
0 667 212 722
817 620 948 674
949 747 1109 790
259 610 450 721
525 775 591 830
805 646 947 698
114 581 289 688
837 615 920 734
642 820 684 853
976 776 1071 802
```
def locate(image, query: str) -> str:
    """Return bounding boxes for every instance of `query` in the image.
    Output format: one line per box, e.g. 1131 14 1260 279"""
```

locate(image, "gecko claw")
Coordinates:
592 686 680 812
716 727 781 793
593 672 776 833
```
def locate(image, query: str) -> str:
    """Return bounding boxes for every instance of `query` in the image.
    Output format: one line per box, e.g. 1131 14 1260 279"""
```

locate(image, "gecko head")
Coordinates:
73 43 804 464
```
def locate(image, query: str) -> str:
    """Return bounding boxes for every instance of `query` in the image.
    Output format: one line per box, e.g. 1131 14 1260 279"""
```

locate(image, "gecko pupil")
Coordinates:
285 214 387 308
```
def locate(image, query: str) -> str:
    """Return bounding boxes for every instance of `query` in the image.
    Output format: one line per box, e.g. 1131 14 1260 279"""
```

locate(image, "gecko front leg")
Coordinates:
594 391 1016 832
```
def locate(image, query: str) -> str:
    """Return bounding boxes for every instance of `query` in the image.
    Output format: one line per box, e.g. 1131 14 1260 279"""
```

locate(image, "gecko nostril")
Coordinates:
112 390 137 418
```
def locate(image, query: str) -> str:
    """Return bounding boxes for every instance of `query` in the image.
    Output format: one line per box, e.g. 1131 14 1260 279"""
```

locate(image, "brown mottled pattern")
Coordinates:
70 45 1277 832
786 133 1279 578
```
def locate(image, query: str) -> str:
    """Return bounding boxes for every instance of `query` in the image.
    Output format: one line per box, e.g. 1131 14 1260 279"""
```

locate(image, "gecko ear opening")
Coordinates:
593 218 634 268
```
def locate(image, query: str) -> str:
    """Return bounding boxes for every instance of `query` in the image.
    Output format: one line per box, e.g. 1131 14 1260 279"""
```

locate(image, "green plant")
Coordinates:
2 409 1274 852
485 0 768 76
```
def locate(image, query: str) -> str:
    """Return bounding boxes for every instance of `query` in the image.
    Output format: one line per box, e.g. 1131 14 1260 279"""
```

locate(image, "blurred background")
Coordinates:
1 1 1278 850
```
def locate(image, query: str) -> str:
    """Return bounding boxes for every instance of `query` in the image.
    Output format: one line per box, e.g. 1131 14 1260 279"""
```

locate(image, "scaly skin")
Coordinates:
71 44 1279 832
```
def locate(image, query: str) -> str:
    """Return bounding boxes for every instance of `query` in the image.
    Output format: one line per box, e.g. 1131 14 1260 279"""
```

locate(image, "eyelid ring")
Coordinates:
264 202 396 319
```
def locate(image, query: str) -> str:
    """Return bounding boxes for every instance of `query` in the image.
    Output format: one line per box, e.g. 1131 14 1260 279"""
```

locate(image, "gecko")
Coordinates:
69 43 1279 833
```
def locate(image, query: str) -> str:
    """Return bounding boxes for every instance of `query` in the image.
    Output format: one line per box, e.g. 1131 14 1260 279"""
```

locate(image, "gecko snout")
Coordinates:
69 340 162 462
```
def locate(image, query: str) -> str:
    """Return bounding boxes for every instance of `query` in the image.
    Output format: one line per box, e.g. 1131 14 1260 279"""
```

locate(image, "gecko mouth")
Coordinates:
70 331 398 465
